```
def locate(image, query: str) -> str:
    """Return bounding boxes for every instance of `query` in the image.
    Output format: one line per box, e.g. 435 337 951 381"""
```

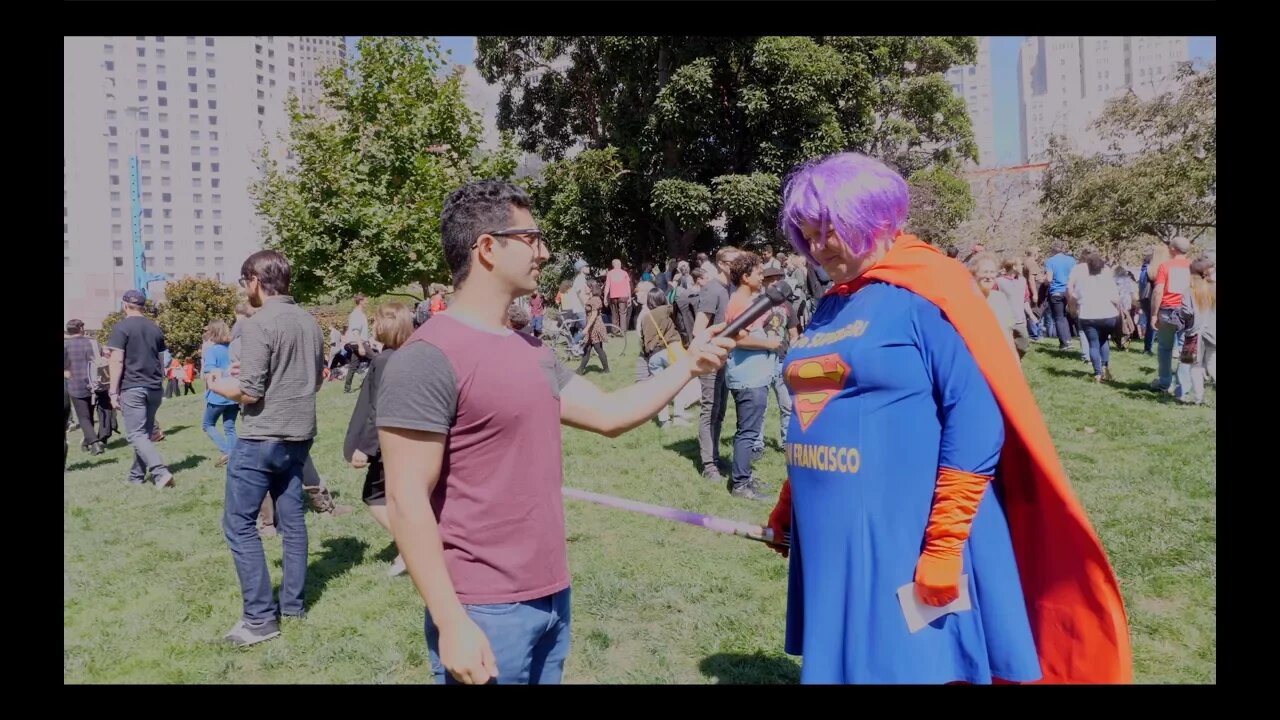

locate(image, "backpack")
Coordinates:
86 339 111 395
414 300 431 328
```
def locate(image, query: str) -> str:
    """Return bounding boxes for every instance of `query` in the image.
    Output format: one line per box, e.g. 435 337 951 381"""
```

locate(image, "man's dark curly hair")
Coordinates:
440 180 533 286
729 251 762 287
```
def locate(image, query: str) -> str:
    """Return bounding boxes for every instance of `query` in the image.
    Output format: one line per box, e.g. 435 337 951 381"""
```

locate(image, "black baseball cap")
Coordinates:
122 289 146 305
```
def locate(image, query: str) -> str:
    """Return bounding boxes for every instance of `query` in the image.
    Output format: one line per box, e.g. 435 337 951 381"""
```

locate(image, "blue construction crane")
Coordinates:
130 155 165 299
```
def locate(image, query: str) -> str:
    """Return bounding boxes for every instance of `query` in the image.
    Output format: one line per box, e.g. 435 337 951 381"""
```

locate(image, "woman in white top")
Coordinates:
969 253 1019 363
1073 252 1124 383
1184 258 1216 405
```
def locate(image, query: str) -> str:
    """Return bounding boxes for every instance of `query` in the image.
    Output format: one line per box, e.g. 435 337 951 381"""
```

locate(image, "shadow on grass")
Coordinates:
67 456 120 472
699 652 801 685
303 537 369 608
167 455 207 473
663 437 704 471
158 424 191 437
373 541 399 564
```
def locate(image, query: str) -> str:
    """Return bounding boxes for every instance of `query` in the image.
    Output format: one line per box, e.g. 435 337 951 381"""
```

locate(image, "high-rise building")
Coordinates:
1017 36 1190 163
946 37 997 168
298 36 347 112
63 36 342 328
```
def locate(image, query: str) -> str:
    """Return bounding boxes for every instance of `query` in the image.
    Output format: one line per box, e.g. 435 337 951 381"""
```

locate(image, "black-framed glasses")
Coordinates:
473 228 550 254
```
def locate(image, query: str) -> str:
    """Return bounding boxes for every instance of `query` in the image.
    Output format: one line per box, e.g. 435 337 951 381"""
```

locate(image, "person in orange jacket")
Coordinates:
763 152 1131 684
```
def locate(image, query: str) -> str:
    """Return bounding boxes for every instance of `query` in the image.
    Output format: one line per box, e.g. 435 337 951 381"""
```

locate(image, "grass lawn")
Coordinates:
63 334 1215 684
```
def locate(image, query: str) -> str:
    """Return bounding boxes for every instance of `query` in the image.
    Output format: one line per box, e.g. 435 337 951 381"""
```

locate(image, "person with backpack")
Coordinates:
63 319 111 456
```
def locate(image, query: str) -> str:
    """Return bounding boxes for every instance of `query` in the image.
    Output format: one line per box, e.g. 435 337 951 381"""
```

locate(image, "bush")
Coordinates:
157 277 239 362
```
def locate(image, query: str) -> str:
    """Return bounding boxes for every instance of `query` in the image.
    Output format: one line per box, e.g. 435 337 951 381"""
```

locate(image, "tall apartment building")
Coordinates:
63 35 344 329
1017 36 1190 163
298 36 347 112
945 36 997 168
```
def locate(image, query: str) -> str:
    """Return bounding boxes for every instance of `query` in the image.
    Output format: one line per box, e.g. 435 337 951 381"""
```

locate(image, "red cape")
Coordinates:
833 235 1133 684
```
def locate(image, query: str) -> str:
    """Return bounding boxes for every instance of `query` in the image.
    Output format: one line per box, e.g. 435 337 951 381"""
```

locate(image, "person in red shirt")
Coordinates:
528 291 545 337
1150 236 1193 395
375 181 735 685
605 259 632 334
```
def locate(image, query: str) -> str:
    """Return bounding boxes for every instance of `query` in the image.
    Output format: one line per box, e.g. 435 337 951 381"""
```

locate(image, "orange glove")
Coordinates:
766 479 792 558
914 468 990 607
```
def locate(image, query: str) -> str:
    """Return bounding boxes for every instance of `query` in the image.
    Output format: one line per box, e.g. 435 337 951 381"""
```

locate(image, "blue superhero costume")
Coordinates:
781 282 1042 684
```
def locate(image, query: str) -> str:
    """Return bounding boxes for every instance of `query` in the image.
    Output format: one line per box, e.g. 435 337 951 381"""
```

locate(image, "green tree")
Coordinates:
478 36 979 263
254 36 519 303
156 277 239 362
905 166 976 245
1040 63 1215 256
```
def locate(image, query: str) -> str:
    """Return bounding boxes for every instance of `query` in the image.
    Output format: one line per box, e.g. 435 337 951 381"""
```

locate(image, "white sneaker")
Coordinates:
388 554 407 577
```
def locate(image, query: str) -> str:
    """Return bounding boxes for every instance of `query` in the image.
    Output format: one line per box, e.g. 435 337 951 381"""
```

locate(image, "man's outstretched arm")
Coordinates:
560 324 734 437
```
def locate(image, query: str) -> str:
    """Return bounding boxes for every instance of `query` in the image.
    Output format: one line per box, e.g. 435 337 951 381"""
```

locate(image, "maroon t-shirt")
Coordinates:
375 313 575 605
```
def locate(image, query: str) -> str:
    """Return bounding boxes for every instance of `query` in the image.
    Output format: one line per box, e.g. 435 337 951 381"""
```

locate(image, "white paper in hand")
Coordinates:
897 575 972 633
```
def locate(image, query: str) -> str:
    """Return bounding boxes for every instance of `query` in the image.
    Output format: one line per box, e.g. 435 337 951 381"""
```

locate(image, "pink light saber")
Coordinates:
562 487 789 547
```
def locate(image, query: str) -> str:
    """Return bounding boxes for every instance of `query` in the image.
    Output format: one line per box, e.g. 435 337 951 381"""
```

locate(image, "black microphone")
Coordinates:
718 281 796 339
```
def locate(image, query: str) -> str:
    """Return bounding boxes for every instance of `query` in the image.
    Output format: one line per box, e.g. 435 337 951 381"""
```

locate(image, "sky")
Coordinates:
347 36 1216 168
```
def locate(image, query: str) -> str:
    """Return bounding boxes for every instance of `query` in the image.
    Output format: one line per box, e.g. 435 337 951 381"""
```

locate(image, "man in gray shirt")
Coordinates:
692 246 738 482
209 250 325 647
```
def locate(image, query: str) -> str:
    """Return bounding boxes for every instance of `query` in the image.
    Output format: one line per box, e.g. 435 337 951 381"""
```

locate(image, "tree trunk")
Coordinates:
656 42 688 258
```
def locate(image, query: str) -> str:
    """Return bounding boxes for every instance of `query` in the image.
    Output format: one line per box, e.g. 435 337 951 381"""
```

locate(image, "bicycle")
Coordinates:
548 313 627 364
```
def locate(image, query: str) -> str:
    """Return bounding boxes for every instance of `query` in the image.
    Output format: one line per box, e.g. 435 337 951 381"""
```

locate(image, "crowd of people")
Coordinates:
65 152 1215 684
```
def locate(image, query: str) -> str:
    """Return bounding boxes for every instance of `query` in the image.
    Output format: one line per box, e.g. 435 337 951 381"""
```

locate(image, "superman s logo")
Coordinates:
784 353 850 432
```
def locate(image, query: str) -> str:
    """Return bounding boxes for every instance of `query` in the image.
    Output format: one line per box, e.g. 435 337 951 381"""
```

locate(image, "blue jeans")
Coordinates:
531 315 544 335
1079 317 1116 377
1155 308 1187 396
120 386 168 483
730 385 768 488
222 438 312 622
425 587 572 684
753 363 792 453
203 403 239 455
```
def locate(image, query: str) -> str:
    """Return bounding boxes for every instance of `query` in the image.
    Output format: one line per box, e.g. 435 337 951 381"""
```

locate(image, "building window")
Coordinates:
190 130 200 141
159 113 168 123
112 224 122 235
188 82 197 93
157 80 167 91
108 142 119 154
108 126 118 137
258 105 265 116
269 49 275 59
144 225 154 236
111 208 121 219
110 191 121 202
164 226 173 236
194 194 203 204
214 241 224 251
195 225 204 235
158 96 167 107
187 51 196 62
136 47 145 57
196 257 206 267
215 257 224 267
192 162 201 172
156 64 166 75
207 84 216 94
137 64 147 75
269 64 275 73
109 158 120 170
213 226 222 236
141 176 152 187
105 60 114 71
195 209 204 220
109 175 119 186
156 48 165 59
212 194 221 204
192 178 202 188
207 68 216 79
206 37 215 47
162 193 171 203
257 89 265 100
189 114 199 124
138 79 147 90
213 209 222 220
205 53 215 63
208 99 217 110
256 59 264 70
211 178 220 188
192 146 201 156
289 71 296 82
209 146 219 157
188 67 196 77
161 177 171 187
104 44 114 54
160 145 169 154
210 162 219 173
187 36 196 45
189 98 198 109
165 257 174 267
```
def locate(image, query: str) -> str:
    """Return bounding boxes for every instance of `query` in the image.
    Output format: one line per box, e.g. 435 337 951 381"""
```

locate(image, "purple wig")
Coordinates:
780 152 910 265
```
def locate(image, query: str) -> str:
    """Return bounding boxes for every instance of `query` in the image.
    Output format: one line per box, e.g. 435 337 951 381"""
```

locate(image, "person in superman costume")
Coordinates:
763 152 1132 684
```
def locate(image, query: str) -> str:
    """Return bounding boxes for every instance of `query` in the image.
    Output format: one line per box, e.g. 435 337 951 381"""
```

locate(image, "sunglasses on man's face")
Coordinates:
473 228 551 254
